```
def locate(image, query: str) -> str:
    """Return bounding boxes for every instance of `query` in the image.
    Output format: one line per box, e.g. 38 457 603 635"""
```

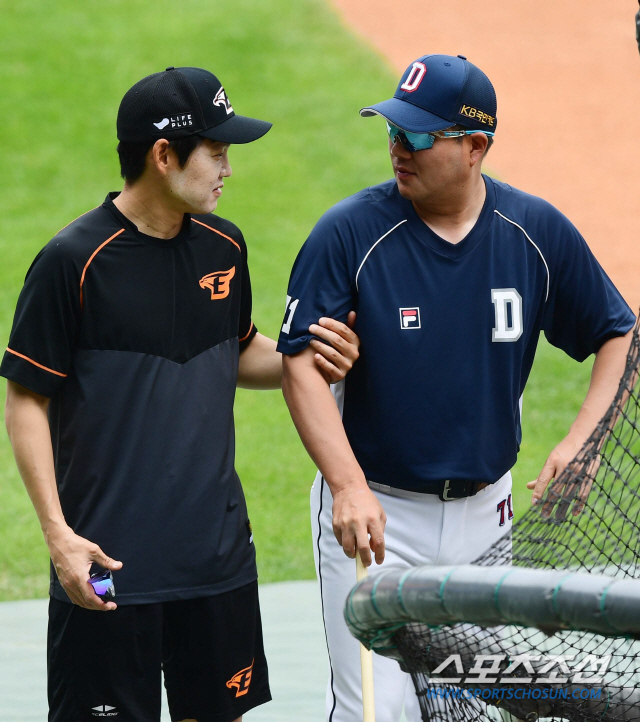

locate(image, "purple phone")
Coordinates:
89 570 116 601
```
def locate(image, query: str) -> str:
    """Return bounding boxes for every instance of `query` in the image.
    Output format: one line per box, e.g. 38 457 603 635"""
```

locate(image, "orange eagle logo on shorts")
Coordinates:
226 659 253 697
199 267 236 299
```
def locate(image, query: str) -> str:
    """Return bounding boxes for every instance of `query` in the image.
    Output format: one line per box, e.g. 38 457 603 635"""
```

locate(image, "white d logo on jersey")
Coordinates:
491 288 523 342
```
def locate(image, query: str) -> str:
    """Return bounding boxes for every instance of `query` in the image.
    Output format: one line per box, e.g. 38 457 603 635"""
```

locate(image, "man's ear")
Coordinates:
150 138 173 176
469 132 489 167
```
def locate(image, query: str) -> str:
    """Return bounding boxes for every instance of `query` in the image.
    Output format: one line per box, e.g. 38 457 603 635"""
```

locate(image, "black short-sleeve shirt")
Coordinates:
0 194 259 604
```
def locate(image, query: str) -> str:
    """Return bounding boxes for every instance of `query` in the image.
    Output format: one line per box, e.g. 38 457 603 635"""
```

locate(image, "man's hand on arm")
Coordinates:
528 328 634 516
308 311 360 383
237 312 360 389
4 380 122 610
282 346 386 566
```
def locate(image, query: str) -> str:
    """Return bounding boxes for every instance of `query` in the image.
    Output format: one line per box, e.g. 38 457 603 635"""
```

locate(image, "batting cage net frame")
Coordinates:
346 315 640 722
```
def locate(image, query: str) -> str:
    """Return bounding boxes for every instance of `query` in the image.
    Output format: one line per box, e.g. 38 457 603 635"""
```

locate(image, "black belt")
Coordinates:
367 479 490 502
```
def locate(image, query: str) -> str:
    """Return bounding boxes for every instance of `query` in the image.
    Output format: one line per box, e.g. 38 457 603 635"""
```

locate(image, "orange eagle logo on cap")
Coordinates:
199 267 236 299
226 659 253 697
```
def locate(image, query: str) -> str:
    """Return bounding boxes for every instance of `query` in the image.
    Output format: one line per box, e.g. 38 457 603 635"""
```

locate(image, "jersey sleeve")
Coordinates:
0 242 82 397
276 207 358 356
542 212 635 362
238 239 258 351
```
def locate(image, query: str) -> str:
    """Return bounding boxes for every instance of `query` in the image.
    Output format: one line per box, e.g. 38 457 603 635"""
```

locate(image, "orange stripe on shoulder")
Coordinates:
6 348 67 377
239 322 255 343
79 228 125 308
56 205 100 235
192 218 242 253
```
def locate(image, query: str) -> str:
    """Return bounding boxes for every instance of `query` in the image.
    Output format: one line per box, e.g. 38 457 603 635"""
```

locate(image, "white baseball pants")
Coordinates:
310 470 513 722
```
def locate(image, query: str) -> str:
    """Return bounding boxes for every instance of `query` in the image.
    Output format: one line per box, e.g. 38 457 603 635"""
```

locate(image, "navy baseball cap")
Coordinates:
117 66 272 144
361 54 497 134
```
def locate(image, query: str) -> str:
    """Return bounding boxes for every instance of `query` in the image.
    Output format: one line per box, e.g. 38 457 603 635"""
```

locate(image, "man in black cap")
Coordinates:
1 67 360 722
278 54 634 720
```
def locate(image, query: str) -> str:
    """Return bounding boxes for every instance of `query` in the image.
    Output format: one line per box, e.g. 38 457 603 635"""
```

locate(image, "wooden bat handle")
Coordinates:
356 555 376 722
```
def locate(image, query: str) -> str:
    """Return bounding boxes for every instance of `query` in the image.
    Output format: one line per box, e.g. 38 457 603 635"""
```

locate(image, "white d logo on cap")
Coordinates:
400 62 427 93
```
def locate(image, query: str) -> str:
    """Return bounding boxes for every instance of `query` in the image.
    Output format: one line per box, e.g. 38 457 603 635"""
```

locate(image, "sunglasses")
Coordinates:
386 122 494 152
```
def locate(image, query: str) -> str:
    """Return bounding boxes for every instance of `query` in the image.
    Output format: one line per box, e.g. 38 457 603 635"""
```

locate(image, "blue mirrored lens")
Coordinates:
404 130 436 150
386 122 401 142
386 123 435 151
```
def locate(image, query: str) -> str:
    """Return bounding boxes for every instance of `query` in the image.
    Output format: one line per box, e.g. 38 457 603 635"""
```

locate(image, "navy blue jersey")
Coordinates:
277 177 635 491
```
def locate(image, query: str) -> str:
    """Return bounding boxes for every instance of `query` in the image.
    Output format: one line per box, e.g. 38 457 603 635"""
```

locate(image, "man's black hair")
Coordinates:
117 135 206 183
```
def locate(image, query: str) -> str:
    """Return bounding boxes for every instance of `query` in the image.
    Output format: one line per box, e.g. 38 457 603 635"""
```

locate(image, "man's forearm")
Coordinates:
530 328 635 506
282 348 366 491
568 329 634 442
237 333 282 389
282 347 386 564
5 380 122 609
4 380 69 543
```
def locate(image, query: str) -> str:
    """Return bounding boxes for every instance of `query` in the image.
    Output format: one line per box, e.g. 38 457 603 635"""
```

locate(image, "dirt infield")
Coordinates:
330 0 640 310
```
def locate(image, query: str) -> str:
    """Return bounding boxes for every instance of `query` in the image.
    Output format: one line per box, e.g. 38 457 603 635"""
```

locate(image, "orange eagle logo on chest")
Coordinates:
226 659 253 697
199 266 236 299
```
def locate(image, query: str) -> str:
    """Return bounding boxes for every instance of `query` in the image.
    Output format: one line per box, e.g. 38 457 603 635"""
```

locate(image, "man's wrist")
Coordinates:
42 518 72 546
566 419 597 445
328 476 369 496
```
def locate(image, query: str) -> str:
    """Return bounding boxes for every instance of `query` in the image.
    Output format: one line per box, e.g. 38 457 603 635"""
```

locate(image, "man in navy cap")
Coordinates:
277 54 635 720
1 67 361 722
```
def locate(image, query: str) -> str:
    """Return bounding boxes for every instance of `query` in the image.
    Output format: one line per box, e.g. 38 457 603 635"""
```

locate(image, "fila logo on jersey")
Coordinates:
199 267 236 299
153 114 193 130
399 307 421 329
400 62 427 93
91 704 118 717
491 288 523 342
226 660 254 697
497 494 514 526
213 87 234 115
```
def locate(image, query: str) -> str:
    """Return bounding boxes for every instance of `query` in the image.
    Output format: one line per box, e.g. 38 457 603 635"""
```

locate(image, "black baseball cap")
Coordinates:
361 54 497 133
117 66 272 144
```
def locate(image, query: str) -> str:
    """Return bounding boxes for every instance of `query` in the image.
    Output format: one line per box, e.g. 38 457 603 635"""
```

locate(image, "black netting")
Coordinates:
392 315 640 721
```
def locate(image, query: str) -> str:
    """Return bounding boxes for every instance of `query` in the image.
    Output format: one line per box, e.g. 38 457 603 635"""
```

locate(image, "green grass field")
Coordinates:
0 0 593 601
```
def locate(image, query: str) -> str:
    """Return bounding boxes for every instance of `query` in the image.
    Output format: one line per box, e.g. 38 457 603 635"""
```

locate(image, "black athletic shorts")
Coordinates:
47 581 271 722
